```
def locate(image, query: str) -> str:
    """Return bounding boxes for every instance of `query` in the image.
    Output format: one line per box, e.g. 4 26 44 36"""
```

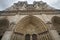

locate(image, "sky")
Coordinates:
0 0 60 10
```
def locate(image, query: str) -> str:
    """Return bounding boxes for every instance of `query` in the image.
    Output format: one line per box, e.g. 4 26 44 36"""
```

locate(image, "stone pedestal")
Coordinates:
1 31 13 40
49 30 60 40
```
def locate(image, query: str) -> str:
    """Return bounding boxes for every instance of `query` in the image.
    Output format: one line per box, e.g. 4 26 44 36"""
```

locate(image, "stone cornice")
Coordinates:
1 10 60 12
0 10 60 16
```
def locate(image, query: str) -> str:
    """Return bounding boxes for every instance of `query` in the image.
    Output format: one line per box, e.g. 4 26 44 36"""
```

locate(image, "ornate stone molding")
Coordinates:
5 1 56 11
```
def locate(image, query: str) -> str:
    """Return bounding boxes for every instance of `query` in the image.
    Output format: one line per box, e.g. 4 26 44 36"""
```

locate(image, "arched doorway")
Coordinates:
12 15 52 40
25 34 30 40
32 34 37 40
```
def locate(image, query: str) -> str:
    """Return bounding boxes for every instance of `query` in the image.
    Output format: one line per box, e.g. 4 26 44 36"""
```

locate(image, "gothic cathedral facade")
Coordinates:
0 1 60 40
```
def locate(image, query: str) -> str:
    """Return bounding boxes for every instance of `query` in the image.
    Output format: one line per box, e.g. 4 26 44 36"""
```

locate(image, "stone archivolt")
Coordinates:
15 15 48 34
11 15 53 40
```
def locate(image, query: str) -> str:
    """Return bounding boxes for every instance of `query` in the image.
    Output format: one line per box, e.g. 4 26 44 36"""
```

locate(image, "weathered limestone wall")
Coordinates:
49 30 60 40
6 14 57 24
7 15 27 24
1 31 13 40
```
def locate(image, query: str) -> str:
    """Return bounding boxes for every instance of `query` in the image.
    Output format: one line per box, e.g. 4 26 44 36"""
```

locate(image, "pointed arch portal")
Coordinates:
13 15 52 40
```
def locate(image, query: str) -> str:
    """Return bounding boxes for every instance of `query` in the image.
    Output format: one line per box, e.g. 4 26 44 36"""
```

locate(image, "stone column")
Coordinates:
49 30 60 40
1 31 13 40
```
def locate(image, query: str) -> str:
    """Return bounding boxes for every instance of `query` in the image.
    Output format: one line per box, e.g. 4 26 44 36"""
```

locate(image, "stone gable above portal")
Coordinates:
5 1 56 11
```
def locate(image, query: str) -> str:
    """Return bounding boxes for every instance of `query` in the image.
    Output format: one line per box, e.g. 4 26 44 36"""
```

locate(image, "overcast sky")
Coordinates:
0 0 60 11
